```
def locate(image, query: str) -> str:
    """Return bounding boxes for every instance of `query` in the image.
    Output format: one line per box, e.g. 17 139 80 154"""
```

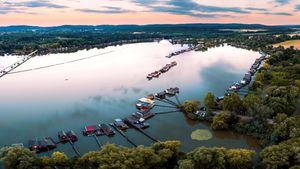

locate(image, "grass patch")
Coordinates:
273 40 300 49
191 129 213 141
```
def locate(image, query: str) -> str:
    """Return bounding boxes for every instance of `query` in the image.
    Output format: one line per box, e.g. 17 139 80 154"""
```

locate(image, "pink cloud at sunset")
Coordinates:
0 0 299 26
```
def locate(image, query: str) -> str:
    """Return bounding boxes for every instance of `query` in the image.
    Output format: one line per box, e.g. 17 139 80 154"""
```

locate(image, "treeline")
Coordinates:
0 31 166 56
0 141 256 169
1 24 297 56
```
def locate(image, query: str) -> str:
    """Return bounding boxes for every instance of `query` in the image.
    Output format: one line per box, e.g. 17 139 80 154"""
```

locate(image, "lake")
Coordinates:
0 40 261 156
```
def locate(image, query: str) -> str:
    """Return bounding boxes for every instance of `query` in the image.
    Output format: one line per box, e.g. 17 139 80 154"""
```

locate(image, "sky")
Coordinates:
0 0 300 26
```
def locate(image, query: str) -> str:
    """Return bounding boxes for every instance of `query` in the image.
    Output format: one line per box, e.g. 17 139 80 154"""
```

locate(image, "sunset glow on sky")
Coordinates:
0 0 300 26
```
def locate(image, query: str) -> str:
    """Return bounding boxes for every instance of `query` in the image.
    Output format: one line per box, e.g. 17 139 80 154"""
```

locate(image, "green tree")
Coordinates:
178 159 194 169
211 112 231 130
185 147 226 169
222 93 244 113
272 114 300 142
247 103 273 119
225 149 255 169
260 138 300 169
243 94 262 111
51 151 69 167
204 92 216 110
0 146 37 169
152 141 181 167
182 100 200 114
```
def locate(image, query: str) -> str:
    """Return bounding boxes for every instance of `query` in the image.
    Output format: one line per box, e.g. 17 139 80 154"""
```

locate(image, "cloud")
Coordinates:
132 0 248 18
76 6 132 14
151 7 232 18
245 7 268 12
0 6 14 14
0 4 37 14
21 1 67 8
0 0 67 14
262 12 292 16
274 0 291 5
296 4 300 11
4 0 67 9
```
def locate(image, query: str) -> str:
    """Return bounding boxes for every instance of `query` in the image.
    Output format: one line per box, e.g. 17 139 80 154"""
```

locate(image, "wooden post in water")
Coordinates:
92 134 102 149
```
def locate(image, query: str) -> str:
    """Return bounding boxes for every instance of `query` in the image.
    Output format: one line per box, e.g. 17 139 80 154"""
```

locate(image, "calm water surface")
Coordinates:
0 40 261 156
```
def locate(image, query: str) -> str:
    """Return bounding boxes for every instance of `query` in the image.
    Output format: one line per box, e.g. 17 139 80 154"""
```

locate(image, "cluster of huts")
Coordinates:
23 87 180 155
217 52 267 101
166 47 196 58
147 61 177 80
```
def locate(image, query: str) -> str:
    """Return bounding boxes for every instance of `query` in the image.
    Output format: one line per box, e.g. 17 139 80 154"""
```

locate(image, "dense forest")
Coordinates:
0 23 298 56
0 25 300 168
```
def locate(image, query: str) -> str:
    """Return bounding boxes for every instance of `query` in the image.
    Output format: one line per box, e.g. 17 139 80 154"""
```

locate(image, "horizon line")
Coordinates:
1 22 300 28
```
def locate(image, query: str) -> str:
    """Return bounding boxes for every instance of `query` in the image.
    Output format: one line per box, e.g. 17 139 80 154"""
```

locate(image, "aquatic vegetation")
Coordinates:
191 129 213 141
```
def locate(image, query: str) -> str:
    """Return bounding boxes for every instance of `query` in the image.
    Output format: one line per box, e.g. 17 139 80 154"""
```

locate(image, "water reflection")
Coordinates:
0 40 261 155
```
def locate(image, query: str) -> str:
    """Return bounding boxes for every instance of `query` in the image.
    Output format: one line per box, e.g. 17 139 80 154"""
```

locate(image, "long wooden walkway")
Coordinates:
0 50 37 79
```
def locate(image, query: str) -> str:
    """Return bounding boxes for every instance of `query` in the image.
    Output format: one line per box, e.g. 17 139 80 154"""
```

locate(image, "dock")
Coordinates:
92 134 102 149
110 123 137 147
124 116 159 142
18 87 183 156
147 61 177 80
166 47 196 58
58 130 80 157
67 138 81 157
154 110 181 115
0 50 37 79
219 52 267 99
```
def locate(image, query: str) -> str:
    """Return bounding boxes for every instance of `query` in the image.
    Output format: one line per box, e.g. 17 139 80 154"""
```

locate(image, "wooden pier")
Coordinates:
110 123 137 147
135 127 159 142
67 138 81 157
92 134 102 149
154 110 181 115
0 50 37 79
124 117 159 142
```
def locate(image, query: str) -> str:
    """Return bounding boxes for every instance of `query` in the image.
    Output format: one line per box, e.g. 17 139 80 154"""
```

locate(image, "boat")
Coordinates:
124 116 150 129
82 125 103 136
146 74 153 80
112 118 129 130
159 66 168 73
99 124 115 136
165 87 179 96
171 61 177 66
216 96 224 102
28 137 56 153
132 110 155 120
136 97 155 110
136 102 154 111
147 94 155 100
66 130 78 142
58 130 68 143
151 71 161 78
155 91 166 99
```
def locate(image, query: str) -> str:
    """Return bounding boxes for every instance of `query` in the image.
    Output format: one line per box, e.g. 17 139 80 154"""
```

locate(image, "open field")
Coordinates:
273 40 300 49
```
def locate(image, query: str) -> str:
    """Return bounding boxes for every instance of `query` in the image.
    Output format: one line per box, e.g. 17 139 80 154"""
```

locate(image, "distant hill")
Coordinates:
1 23 299 32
